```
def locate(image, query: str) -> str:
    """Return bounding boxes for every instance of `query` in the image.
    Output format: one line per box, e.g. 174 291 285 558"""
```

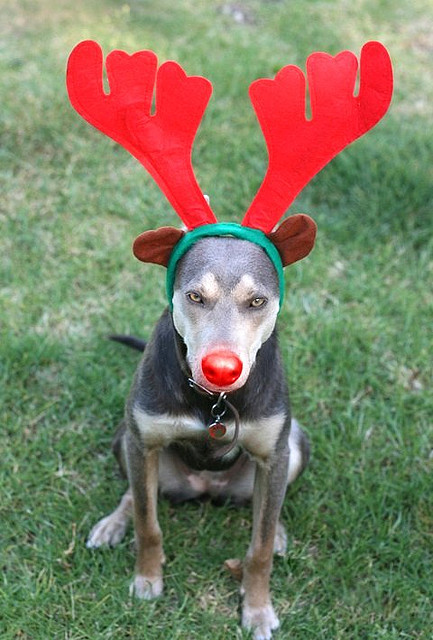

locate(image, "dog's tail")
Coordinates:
109 334 147 352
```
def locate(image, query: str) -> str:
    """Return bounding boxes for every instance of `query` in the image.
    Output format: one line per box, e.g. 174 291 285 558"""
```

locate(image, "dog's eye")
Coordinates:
187 291 203 304
250 297 267 308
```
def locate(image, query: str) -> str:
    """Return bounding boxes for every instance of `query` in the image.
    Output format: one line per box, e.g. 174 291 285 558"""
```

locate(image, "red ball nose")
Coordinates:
201 350 243 387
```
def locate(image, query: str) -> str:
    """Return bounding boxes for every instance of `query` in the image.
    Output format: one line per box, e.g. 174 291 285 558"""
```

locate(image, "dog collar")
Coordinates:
172 326 241 461
166 222 285 310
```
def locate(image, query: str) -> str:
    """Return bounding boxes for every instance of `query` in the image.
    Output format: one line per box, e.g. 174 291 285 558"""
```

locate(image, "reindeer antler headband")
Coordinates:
66 40 393 307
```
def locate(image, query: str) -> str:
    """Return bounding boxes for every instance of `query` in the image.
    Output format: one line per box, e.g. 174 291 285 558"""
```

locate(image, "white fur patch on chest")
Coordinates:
133 404 286 460
132 405 206 447
239 413 286 460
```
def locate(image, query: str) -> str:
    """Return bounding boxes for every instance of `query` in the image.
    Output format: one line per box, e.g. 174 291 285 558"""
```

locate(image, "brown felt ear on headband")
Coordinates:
133 216 317 268
133 226 185 266
267 214 317 267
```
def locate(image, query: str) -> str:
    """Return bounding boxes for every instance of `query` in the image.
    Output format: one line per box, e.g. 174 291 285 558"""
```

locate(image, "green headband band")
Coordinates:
166 222 285 310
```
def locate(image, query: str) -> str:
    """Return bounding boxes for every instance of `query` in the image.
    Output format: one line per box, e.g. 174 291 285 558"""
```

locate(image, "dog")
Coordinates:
66 39 393 640
86 235 310 639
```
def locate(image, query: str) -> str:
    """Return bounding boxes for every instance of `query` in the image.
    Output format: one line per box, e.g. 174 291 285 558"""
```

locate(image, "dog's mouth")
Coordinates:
194 377 245 394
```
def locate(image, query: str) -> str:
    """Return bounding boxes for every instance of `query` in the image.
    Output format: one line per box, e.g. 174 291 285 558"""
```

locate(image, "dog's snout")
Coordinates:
201 350 243 388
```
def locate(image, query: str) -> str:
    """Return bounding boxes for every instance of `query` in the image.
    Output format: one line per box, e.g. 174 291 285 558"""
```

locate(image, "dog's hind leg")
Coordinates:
112 419 128 477
86 488 132 548
86 420 133 548
287 418 310 485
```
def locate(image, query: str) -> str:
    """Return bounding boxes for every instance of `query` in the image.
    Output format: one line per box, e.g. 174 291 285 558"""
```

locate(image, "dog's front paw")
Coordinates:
242 602 280 640
130 574 163 600
86 514 127 548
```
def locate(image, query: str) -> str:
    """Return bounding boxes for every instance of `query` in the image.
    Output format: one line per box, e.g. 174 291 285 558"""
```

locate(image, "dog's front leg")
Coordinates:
242 432 289 640
126 431 164 600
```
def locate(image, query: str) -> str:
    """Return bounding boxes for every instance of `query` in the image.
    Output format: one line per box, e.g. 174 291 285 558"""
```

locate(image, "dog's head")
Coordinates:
172 236 280 392
133 215 316 391
67 41 393 392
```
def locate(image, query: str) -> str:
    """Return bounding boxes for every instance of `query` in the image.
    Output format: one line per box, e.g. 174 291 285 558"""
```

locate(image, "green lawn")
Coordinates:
1 0 432 638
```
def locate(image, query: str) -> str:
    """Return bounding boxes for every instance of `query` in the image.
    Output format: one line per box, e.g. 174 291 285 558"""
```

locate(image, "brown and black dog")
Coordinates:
66 39 392 640
87 236 310 640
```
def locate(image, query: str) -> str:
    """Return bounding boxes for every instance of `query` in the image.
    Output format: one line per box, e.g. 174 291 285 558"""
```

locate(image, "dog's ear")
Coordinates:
133 227 185 267
268 214 317 267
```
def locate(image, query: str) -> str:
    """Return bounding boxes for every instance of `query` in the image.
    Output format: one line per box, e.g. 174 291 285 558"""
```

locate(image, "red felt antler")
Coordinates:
242 41 393 233
66 40 216 229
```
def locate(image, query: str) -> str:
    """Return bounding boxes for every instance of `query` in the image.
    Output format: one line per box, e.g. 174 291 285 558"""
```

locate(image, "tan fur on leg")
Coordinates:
127 442 165 600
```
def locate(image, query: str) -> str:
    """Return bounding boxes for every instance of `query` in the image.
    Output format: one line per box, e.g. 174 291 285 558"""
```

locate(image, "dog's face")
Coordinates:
172 237 280 392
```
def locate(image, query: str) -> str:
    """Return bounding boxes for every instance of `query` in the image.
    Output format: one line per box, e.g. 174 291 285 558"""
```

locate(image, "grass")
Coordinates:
1 0 432 638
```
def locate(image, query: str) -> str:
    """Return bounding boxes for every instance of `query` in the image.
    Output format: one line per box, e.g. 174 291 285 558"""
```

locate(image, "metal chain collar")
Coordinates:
187 378 240 460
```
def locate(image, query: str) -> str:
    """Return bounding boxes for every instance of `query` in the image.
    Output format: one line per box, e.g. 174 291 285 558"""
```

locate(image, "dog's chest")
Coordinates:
132 406 205 444
132 404 285 460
